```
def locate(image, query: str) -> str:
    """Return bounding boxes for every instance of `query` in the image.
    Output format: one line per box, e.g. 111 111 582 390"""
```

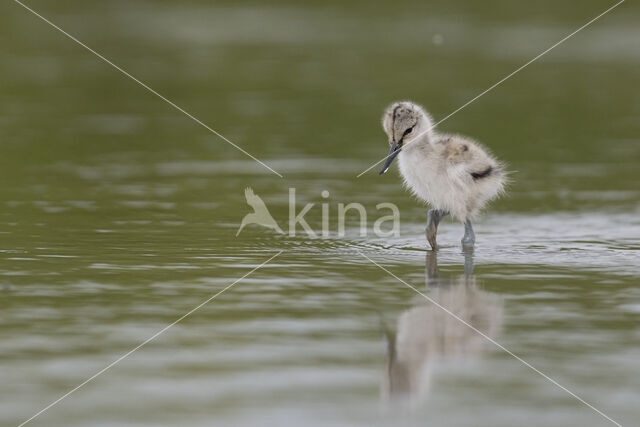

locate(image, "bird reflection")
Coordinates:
382 250 503 407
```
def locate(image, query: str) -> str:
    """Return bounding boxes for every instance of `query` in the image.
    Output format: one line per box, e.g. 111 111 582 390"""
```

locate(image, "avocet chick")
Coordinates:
380 101 506 249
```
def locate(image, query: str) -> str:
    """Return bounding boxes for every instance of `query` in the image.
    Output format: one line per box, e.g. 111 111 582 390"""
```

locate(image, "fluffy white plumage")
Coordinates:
380 101 507 248
381 101 506 222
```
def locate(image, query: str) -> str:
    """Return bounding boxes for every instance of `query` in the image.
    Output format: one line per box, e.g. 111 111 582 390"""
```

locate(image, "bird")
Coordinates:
381 251 502 406
236 187 284 236
379 101 506 249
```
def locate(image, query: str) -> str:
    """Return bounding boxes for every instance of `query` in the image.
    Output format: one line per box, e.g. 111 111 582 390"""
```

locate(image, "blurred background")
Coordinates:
1 1 639 426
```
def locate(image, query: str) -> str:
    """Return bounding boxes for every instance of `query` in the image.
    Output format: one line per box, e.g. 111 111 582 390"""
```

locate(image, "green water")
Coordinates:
1 1 639 426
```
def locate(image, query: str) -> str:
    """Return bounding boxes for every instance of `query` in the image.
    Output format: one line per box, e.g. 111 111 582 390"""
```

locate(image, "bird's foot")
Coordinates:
461 236 475 249
427 235 438 250
426 210 440 251
461 219 475 249
426 226 438 250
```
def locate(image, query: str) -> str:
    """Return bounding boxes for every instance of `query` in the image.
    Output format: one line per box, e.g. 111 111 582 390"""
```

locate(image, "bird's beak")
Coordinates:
379 141 402 175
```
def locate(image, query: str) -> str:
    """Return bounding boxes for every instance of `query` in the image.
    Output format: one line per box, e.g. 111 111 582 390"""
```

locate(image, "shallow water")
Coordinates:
1 1 639 426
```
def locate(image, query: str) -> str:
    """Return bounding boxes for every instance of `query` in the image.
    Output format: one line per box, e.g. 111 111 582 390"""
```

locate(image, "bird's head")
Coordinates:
380 101 434 175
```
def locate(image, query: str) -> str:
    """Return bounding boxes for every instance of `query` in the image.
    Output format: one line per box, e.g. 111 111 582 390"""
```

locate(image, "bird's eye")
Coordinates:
403 127 414 136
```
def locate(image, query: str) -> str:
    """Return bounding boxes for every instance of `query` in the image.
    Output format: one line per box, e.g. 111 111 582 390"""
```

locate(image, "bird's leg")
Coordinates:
425 250 439 285
461 219 476 249
426 209 448 250
462 247 474 277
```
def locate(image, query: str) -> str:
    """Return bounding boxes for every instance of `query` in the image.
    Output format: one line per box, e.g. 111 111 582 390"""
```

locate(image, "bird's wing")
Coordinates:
245 187 269 211
440 135 498 180
244 187 255 200
465 142 499 181
438 135 472 165
437 135 473 183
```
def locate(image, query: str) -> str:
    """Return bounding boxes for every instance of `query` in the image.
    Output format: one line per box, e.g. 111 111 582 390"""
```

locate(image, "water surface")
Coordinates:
1 1 639 426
